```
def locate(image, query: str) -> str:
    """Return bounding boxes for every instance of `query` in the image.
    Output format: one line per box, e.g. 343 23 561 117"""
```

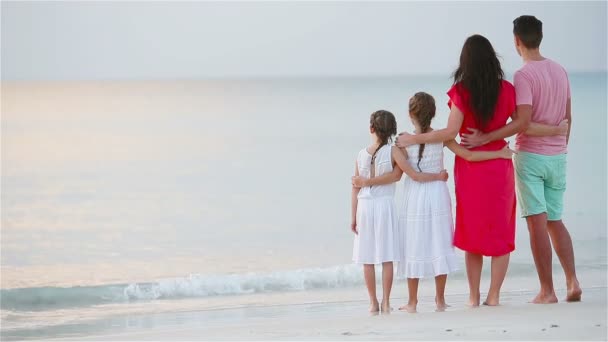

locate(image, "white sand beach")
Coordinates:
48 286 606 341
28 267 603 341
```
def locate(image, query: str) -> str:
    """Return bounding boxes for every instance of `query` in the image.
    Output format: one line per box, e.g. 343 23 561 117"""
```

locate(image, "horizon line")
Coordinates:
2 70 606 84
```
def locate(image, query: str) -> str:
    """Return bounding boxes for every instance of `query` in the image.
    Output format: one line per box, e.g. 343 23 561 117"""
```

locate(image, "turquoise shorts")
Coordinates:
513 151 567 221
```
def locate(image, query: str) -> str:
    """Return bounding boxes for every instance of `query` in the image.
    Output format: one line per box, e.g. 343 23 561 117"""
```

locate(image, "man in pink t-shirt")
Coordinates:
460 15 581 305
510 15 581 305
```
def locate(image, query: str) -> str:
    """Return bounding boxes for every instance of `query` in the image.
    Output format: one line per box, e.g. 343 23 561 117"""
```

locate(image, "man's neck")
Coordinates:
521 48 545 63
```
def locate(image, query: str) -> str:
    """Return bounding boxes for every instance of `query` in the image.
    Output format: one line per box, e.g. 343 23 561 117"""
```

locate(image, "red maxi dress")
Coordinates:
449 80 517 256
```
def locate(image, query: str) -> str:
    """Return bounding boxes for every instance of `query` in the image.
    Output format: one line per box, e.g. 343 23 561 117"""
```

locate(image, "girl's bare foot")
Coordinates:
435 297 450 312
566 281 582 302
530 292 558 304
398 302 417 313
435 304 448 312
370 300 380 313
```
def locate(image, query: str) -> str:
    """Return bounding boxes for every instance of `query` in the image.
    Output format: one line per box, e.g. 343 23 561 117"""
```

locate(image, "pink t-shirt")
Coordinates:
514 59 570 155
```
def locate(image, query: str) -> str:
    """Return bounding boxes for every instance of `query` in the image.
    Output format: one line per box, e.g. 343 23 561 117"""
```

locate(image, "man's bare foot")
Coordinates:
530 292 558 304
566 281 582 302
398 302 417 313
483 294 500 306
370 300 380 313
381 301 391 314
466 293 480 307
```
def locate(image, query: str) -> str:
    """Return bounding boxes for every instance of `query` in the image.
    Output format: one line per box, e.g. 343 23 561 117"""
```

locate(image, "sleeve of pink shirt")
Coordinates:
513 71 533 106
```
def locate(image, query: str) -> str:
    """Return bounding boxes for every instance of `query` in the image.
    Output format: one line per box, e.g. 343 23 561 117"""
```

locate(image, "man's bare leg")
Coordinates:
547 219 582 302
526 213 558 304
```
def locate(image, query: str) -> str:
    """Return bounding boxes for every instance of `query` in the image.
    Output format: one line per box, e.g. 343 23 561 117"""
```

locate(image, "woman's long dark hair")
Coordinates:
452 34 504 129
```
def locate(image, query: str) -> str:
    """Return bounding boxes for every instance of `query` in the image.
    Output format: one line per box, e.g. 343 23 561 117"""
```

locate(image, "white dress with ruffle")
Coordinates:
396 142 458 278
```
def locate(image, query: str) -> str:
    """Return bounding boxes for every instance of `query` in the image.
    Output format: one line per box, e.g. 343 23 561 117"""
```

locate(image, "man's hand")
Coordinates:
351 176 369 188
396 131 415 148
461 128 489 148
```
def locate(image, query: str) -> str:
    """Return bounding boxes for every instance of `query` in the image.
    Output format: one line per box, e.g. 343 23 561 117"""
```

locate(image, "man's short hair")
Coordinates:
513 15 543 49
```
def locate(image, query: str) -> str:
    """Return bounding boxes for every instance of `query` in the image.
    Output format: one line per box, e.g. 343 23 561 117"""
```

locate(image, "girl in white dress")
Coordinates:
351 110 448 314
353 94 513 313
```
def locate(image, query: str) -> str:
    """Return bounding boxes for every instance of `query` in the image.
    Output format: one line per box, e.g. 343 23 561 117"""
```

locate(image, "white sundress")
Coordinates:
352 144 400 265
396 142 458 278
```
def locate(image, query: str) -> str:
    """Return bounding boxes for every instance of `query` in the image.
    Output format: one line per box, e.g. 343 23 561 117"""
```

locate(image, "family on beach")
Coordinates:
350 15 582 314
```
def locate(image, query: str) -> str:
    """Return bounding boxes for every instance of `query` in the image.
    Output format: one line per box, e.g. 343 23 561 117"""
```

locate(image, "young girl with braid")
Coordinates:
352 109 448 314
353 93 512 313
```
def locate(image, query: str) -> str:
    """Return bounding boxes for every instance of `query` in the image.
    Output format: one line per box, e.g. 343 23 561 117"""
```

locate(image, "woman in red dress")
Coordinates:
397 35 517 306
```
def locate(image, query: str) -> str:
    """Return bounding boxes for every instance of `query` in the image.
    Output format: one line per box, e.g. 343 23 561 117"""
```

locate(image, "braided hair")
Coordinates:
369 110 397 164
408 93 436 172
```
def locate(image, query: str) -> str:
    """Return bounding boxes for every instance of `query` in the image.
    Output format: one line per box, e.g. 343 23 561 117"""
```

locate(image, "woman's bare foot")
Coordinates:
566 281 582 302
398 302 417 313
370 300 380 313
530 292 558 304
381 300 391 314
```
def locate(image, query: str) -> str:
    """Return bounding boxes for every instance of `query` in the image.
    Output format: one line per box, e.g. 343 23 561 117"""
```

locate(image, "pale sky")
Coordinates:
2 1 606 81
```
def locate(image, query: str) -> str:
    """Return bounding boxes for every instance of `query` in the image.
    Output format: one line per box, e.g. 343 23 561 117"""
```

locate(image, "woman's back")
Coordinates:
448 79 517 257
448 80 516 151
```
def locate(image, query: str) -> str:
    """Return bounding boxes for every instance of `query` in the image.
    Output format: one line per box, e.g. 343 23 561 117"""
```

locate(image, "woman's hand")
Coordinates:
351 220 358 235
351 176 369 188
498 145 515 159
395 131 416 148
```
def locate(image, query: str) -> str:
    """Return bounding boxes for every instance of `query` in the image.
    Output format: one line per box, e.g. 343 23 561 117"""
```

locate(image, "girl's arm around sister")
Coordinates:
351 161 360 235
352 146 447 188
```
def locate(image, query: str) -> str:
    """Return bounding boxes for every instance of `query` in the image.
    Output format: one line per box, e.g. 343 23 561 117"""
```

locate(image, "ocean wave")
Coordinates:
1 264 364 311
2 262 604 312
